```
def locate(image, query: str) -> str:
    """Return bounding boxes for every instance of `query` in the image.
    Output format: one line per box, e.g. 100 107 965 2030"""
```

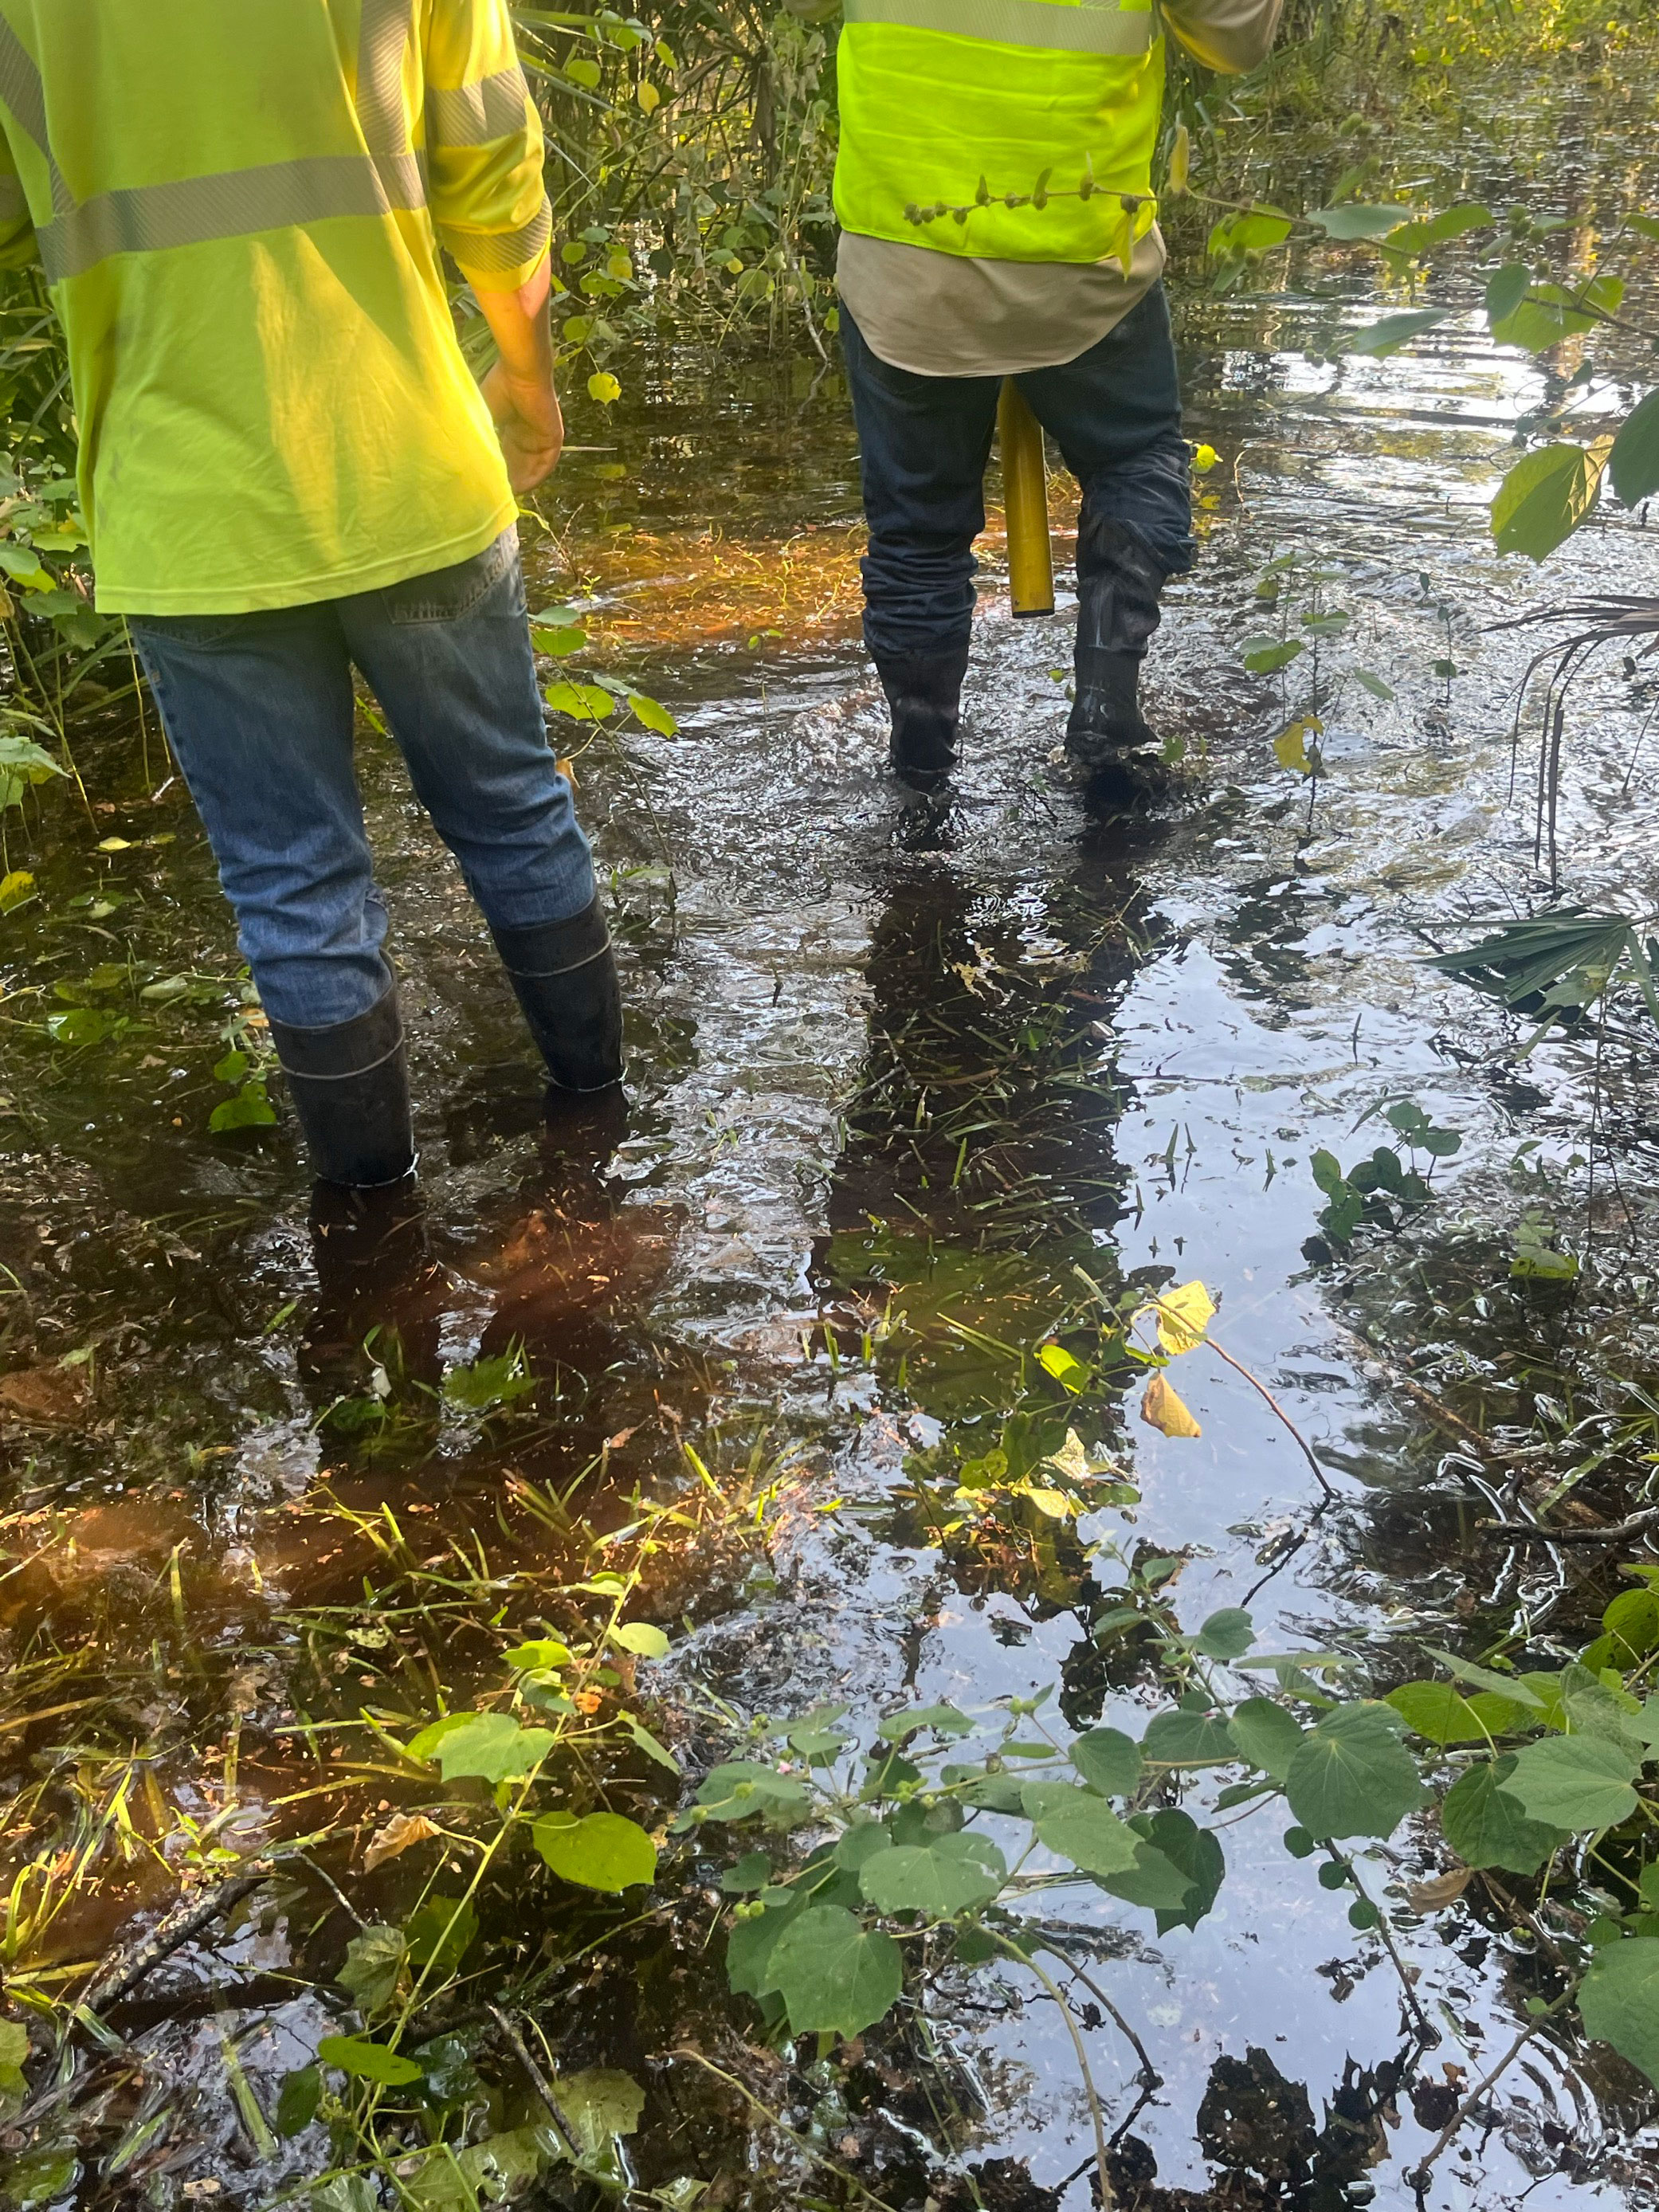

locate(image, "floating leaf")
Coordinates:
338 1924 408 2012
556 2069 647 2156
317 2034 423 2087
1021 1781 1143 1875
1070 1727 1143 1798
1141 1371 1201 1438
768 1905 904 2037
406 2127 553 2210
443 1348 535 1410
1580 1939 1659 2088
1492 442 1605 561
1351 309 1447 358
858 1831 1006 1917
1154 1279 1215 1354
1284 1704 1425 1839
0 869 35 913
534 1810 658 1891
1494 1735 1640 1831
1407 1866 1474 1913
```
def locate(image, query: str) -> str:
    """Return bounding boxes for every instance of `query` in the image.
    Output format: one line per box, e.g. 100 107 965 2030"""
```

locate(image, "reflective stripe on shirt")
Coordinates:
840 0 1157 54
427 66 531 147
434 200 551 276
38 154 428 284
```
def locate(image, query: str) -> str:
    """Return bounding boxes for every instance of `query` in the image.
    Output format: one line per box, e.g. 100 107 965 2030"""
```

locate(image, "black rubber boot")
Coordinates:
1067 518 1170 789
269 984 416 1189
873 643 971 792
491 894 624 1096
300 1175 445 1402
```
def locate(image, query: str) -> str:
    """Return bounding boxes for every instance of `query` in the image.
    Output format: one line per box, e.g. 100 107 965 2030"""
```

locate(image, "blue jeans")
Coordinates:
129 529 594 1031
841 283 1195 662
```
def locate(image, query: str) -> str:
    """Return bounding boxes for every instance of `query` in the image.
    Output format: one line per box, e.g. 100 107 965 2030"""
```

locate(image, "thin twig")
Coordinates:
996 1936 1116 2208
1477 1500 1659 1545
1406 1990 1574 2194
487 2004 582 2159
1037 1939 1162 2087
77 1868 269 2018
668 2047 902 2211
1145 1297 1341 1502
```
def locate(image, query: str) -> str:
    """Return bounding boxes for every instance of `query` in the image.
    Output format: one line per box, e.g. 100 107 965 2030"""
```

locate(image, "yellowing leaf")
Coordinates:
0 869 36 914
362 1811 441 1874
1154 1280 1215 1355
587 371 622 405
1406 1867 1473 1912
1167 123 1190 198
1142 1371 1202 1438
636 80 661 113
1191 442 1218 474
1273 716 1324 776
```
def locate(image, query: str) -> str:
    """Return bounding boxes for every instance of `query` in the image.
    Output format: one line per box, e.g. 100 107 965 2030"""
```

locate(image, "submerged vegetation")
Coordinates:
2 1 1659 2209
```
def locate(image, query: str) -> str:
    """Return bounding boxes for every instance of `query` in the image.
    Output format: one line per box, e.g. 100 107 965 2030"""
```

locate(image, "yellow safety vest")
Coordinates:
0 0 551 615
834 0 1165 267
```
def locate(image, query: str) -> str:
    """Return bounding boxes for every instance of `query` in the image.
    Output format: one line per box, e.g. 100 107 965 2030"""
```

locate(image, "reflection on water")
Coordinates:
2 63 1659 2212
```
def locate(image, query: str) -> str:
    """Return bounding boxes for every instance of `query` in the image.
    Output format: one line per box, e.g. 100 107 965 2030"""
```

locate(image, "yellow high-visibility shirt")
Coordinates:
0 0 551 614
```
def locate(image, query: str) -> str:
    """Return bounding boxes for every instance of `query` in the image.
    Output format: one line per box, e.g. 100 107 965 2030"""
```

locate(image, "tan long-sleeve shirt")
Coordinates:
836 0 1284 378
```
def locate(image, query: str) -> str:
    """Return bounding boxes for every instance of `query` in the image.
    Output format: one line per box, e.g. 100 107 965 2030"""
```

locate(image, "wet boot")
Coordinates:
491 893 624 1096
300 1175 445 1404
873 643 970 792
1067 520 1170 793
269 983 416 1190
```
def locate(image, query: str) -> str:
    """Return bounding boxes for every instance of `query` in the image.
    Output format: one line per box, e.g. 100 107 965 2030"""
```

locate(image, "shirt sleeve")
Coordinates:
1163 0 1284 74
421 0 552 292
0 121 39 271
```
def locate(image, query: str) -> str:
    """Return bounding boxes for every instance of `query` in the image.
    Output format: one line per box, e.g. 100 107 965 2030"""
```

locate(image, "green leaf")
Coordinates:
1307 203 1414 239
0 2025 26 2074
611 1621 670 1659
1579 1938 1659 2088
442 1348 535 1410
1492 441 1605 560
534 1810 657 1891
858 1831 1006 1917
1021 1781 1143 1875
694 1760 810 1823
1610 388 1659 508
1441 1751 1575 1876
555 2069 646 2156
1423 1648 1545 1710
426 1712 553 1784
1386 1681 1511 1746
1070 1727 1143 1798
1194 1607 1255 1661
1351 668 1394 701
1492 281 1600 351
406 2127 554 2210
626 690 678 736
403 1896 477 1974
1351 309 1447 358
1494 1735 1641 1830
1120 1808 1226 1932
1207 206 1293 256
317 2034 423 2086
275 2064 322 2138
1227 1698 1304 1782
877 1702 973 1743
1100 1840 1196 1913
337 1924 408 2012
209 1081 278 1133
725 1893 803 1998
544 680 616 722
46 1007 122 1047
1142 1708 1237 1767
1243 637 1305 675
768 1905 904 2037
1037 1342 1090 1392
1484 263 1533 325
504 1637 572 1673
1284 1704 1426 1839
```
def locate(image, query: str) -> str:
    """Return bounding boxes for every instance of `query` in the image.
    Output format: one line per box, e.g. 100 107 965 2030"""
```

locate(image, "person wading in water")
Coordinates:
833 0 1284 796
0 0 622 1192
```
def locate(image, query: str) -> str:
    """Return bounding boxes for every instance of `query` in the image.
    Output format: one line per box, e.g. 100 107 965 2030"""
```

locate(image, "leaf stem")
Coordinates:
994 1933 1116 2208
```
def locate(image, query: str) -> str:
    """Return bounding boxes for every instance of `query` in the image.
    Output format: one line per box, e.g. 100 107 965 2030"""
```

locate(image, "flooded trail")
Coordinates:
4 62 1659 2212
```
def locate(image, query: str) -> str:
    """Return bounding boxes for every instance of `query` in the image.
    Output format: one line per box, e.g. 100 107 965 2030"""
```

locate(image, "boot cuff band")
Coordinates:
269 985 405 1083
492 896 611 981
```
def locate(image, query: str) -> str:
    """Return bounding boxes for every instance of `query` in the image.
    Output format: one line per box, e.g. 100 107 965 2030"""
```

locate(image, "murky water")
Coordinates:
4 57 1659 2212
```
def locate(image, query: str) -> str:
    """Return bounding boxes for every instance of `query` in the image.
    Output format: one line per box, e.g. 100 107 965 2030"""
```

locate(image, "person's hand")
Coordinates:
482 359 564 494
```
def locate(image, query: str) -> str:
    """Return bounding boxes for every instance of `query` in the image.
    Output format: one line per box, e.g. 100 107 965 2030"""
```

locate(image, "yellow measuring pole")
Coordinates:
998 379 1055 619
